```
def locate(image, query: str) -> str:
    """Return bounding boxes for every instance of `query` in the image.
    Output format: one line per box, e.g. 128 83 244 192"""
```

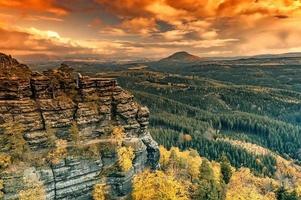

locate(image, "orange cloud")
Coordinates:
2 0 301 59
94 0 153 17
0 0 69 16
95 0 301 20
0 27 91 56
120 17 158 34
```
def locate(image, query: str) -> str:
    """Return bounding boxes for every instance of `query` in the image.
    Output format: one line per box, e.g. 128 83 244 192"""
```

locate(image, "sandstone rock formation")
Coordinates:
0 53 159 199
0 53 32 79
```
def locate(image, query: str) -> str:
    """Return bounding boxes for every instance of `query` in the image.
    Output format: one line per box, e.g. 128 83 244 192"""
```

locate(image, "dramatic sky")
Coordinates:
1 0 301 60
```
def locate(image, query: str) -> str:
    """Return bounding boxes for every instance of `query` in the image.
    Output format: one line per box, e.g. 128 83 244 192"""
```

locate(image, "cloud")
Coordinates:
120 17 158 34
0 27 92 56
91 0 301 57
2 0 301 59
0 0 69 16
95 0 301 20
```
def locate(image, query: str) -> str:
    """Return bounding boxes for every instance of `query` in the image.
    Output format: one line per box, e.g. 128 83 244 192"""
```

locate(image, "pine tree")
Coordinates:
220 155 232 184
195 159 222 200
276 186 299 200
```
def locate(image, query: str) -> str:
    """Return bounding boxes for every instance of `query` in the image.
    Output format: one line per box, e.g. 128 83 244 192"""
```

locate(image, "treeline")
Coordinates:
150 126 277 177
133 90 301 161
119 73 301 124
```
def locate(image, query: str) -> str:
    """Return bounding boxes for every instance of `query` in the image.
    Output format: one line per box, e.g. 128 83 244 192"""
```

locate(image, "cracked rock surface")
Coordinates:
0 53 159 200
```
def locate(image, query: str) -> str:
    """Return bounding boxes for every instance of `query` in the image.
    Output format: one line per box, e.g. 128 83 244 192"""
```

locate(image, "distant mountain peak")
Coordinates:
159 51 201 63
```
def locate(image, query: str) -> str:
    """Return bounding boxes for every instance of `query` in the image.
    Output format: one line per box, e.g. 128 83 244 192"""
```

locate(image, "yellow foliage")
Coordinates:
92 184 106 200
1 122 27 159
132 170 189 200
0 179 3 199
117 146 135 172
47 139 68 165
159 145 170 169
1 122 25 136
220 138 301 193
226 168 277 200
211 162 222 184
160 146 202 182
296 183 301 196
111 126 125 146
180 134 192 142
19 175 46 200
0 153 11 169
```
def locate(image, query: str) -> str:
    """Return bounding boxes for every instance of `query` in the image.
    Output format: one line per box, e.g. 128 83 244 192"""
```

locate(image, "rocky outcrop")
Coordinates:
0 53 32 79
0 54 159 200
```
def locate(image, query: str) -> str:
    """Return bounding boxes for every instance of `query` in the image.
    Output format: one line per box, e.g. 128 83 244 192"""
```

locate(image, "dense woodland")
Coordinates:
114 63 301 199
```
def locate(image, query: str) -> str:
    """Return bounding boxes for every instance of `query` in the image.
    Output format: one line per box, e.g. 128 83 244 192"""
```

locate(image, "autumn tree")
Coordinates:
0 153 11 169
1 122 27 160
0 179 3 199
111 126 125 146
159 145 171 170
161 146 201 182
117 146 135 172
47 139 68 165
132 170 189 200
226 168 276 200
92 183 107 200
19 172 46 200
111 126 135 172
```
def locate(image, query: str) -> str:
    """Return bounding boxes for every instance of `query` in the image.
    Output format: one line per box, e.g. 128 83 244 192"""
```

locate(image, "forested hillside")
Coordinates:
112 64 301 199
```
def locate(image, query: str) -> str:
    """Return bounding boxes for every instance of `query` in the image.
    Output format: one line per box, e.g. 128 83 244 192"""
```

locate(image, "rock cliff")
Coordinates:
0 53 159 199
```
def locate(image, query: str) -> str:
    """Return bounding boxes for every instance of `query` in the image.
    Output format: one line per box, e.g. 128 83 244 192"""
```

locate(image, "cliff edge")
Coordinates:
0 53 159 199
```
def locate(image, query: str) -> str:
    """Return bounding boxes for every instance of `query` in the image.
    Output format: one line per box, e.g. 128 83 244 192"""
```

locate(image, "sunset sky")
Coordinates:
1 0 301 60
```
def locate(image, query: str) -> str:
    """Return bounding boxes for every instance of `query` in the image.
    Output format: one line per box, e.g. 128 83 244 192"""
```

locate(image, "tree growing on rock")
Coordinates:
47 139 68 165
0 179 4 199
69 122 80 146
111 126 126 146
0 153 11 169
92 183 107 200
18 172 46 200
45 125 57 148
117 146 135 172
1 122 28 160
111 126 135 172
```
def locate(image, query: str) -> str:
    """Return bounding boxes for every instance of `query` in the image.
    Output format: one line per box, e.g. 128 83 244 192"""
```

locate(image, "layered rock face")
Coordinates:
0 53 32 79
0 54 159 199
